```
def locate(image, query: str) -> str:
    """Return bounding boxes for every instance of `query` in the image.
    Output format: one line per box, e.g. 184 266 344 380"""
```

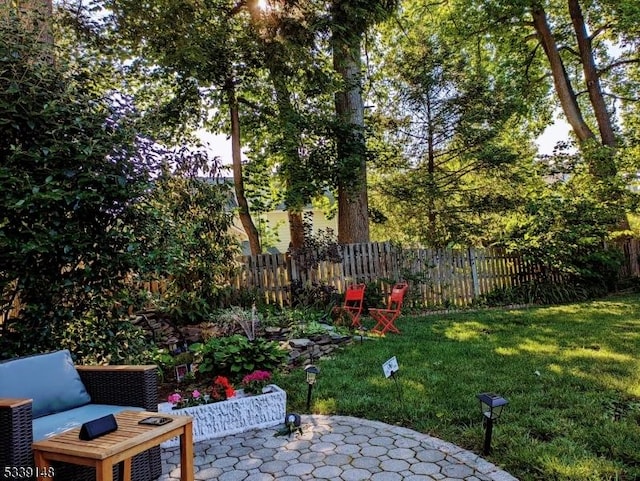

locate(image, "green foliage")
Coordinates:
289 319 351 338
286 215 342 309
498 171 625 292
53 315 153 365
145 346 177 382
3 308 154 365
361 280 384 313
159 289 216 326
191 334 287 382
290 320 328 338
288 213 343 271
288 280 340 310
367 3 539 247
0 7 154 358
261 306 328 329
135 157 240 325
478 282 594 307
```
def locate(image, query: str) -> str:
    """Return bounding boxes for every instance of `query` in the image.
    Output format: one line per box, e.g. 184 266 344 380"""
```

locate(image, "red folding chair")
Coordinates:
332 283 366 328
370 282 409 335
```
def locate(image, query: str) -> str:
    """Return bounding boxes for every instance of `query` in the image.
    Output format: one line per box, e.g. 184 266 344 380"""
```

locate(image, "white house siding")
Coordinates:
266 210 338 253
230 209 337 255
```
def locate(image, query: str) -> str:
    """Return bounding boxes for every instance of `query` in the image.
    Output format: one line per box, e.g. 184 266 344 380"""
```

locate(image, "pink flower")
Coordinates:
242 370 272 384
167 393 182 405
241 370 272 395
192 389 201 399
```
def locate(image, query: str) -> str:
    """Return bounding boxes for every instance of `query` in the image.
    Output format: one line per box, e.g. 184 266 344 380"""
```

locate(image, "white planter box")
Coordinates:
157 384 286 447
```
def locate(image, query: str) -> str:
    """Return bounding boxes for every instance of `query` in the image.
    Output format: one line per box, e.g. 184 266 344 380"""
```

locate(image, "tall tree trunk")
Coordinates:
426 95 437 231
532 2 628 230
269 67 308 250
332 31 370 244
531 4 595 144
248 2 308 250
567 0 617 149
288 211 305 249
227 78 261 255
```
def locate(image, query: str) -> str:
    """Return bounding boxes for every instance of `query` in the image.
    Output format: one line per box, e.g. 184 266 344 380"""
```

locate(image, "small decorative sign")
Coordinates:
175 364 188 382
382 356 399 378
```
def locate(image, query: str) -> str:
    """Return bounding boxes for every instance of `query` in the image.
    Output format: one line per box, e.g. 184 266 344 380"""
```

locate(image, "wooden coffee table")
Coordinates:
32 410 194 481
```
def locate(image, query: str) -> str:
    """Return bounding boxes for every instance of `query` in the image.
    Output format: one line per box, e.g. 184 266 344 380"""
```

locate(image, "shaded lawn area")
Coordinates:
274 294 640 481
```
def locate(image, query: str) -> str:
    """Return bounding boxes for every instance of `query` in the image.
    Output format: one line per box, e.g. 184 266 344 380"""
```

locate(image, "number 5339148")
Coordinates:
4 466 55 478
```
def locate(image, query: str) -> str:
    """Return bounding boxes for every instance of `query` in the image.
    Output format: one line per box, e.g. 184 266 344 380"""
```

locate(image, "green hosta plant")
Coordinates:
191 335 287 381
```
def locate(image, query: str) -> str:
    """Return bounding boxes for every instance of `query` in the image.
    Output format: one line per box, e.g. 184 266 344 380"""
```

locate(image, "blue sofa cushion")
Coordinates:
0 349 91 419
32 404 144 441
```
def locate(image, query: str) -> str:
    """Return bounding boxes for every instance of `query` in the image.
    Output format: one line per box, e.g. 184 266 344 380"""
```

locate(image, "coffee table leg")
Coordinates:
179 421 194 481
118 459 132 481
96 461 114 481
33 450 50 481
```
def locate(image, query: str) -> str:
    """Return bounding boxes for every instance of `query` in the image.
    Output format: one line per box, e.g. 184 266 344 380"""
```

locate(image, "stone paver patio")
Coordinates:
159 415 518 481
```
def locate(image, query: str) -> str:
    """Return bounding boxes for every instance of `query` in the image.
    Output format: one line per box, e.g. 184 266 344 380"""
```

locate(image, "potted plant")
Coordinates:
166 376 236 409
158 378 286 447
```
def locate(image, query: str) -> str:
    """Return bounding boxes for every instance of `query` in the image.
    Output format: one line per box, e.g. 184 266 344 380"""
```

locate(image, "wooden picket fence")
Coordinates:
5 239 640 321
232 242 561 307
231 238 640 307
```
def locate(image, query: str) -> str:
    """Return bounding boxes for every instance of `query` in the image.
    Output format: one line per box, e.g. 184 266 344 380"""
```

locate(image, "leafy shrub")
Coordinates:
260 306 328 329
479 281 594 307
258 304 289 328
0 8 154 357
146 346 178 383
362 280 385 313
55 315 152 365
288 280 340 310
286 214 342 310
137 159 240 325
289 319 350 338
476 286 520 307
287 212 343 272
498 175 626 295
191 335 287 381
290 320 328 338
159 289 216 326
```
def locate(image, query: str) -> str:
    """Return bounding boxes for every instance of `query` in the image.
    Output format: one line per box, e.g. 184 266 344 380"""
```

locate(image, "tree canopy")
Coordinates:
3 0 639 303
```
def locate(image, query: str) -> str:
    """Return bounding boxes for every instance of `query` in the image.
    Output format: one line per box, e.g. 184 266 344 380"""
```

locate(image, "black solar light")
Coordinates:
167 337 179 354
304 364 320 411
357 326 366 344
477 392 509 455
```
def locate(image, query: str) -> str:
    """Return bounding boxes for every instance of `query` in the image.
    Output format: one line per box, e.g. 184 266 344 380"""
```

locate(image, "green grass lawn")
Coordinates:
273 293 640 481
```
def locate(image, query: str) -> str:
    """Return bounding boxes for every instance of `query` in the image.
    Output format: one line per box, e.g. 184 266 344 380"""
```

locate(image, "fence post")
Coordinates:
468 247 480 297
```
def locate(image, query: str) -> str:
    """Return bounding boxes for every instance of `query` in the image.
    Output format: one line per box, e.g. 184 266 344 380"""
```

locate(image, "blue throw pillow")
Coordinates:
0 349 91 418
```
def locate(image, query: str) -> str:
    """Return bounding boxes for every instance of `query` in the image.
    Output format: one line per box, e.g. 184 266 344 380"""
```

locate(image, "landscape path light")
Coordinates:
167 337 179 354
356 326 366 344
477 392 509 455
304 364 320 411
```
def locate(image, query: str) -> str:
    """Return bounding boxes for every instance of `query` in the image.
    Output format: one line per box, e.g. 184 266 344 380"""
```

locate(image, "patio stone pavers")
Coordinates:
159 414 519 481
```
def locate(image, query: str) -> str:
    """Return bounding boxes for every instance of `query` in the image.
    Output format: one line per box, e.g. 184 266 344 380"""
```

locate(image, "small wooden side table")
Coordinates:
32 410 194 481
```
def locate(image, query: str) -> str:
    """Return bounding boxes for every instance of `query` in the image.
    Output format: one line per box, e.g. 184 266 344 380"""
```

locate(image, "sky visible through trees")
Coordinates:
204 118 572 166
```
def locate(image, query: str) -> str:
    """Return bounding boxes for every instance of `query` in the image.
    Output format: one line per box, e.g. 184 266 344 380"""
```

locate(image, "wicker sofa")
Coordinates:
0 350 161 481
